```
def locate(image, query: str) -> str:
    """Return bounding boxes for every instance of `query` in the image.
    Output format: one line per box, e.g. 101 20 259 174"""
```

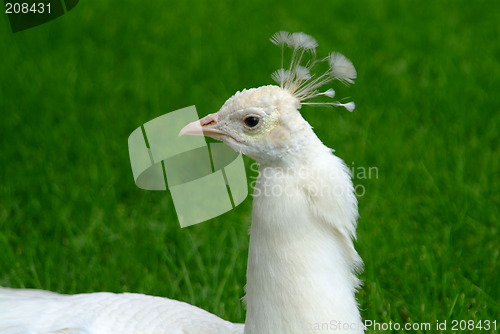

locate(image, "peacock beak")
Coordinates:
179 113 227 139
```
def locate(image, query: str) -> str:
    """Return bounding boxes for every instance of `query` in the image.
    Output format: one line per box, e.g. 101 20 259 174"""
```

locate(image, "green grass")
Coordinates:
0 0 498 332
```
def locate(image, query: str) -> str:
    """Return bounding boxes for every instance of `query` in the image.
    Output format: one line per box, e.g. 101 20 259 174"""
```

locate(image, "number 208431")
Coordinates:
5 2 51 14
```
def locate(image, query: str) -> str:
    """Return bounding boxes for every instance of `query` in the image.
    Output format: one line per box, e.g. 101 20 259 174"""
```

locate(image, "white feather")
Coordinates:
302 101 356 112
286 32 318 50
294 65 312 81
324 88 336 98
0 288 244 334
328 52 357 85
245 147 363 334
271 68 292 86
269 31 357 110
270 31 291 46
314 88 336 98
341 101 356 112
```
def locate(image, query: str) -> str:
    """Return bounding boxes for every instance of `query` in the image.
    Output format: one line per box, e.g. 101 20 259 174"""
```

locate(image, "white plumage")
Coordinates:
0 31 363 334
0 288 244 333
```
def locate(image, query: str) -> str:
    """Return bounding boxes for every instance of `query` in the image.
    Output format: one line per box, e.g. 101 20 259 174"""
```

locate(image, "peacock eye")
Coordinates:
244 116 261 128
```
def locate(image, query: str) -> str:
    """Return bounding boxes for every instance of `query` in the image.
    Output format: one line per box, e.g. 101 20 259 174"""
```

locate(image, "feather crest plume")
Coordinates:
269 31 357 112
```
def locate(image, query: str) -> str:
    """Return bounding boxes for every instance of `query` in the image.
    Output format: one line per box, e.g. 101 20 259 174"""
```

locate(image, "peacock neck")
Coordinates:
244 154 364 334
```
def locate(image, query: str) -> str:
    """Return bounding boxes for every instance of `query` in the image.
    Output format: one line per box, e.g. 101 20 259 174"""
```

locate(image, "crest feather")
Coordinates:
269 31 357 112
270 31 290 46
271 68 292 86
287 32 318 50
328 52 357 85
294 66 312 81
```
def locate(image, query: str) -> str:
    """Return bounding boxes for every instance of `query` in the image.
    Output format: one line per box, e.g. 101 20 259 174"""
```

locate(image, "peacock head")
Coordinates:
180 31 357 164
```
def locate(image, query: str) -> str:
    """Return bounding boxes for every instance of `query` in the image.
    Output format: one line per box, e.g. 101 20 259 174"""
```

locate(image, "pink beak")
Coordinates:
179 113 227 138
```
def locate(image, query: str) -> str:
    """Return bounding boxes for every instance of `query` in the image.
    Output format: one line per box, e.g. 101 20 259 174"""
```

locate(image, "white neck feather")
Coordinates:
243 132 363 334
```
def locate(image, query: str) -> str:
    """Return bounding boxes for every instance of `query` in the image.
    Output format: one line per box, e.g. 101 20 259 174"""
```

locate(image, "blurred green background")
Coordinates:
0 0 498 332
